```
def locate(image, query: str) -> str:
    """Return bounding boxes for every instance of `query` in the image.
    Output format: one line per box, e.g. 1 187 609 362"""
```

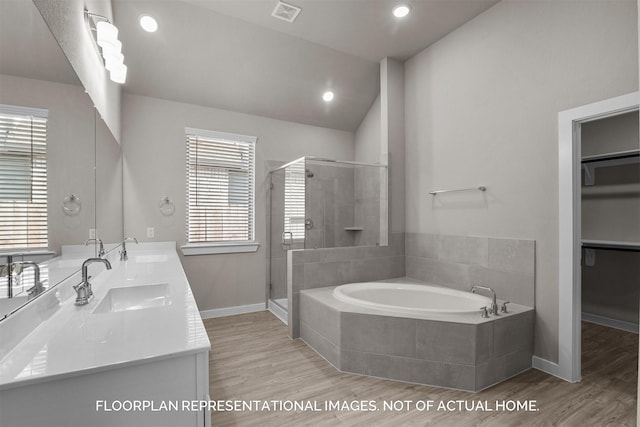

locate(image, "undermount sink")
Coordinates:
93 283 170 314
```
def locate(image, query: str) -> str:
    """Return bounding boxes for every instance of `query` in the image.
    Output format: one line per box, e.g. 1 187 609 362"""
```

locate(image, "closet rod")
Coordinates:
581 240 640 252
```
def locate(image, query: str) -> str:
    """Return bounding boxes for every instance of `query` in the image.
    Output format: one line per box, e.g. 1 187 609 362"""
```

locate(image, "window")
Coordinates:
182 127 257 255
0 105 48 250
284 161 305 241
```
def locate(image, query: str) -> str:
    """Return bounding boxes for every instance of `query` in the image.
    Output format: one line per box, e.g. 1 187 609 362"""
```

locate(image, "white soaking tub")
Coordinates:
332 281 492 315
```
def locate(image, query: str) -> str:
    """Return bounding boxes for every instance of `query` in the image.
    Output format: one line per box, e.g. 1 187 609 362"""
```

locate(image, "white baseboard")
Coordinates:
200 302 266 319
582 312 639 334
532 356 566 380
268 299 288 325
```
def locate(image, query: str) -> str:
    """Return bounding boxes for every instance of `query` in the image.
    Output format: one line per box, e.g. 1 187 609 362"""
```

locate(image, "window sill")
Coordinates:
180 242 260 256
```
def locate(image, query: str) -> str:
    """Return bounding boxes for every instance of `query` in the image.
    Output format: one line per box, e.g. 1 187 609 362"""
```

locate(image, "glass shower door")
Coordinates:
268 158 306 314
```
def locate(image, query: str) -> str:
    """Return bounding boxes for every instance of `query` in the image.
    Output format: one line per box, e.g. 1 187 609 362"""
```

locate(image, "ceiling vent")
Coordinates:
271 1 302 23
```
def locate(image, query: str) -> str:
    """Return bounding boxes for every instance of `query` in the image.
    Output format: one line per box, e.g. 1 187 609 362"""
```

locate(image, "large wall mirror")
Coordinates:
0 0 123 320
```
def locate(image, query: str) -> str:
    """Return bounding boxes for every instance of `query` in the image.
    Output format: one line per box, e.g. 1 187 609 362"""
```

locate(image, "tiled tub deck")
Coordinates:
300 280 534 392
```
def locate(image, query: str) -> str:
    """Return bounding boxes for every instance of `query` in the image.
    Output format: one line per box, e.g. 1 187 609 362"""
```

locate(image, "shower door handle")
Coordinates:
281 231 293 247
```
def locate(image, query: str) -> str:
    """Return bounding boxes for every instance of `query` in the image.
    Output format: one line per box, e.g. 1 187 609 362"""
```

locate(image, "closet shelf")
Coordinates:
581 149 640 164
581 149 639 186
582 239 640 252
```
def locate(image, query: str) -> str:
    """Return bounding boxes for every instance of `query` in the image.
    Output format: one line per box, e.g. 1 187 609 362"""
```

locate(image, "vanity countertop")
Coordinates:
0 242 210 390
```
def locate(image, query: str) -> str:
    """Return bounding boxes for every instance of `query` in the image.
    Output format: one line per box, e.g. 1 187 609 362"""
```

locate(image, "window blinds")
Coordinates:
185 128 256 244
0 105 48 249
284 161 305 241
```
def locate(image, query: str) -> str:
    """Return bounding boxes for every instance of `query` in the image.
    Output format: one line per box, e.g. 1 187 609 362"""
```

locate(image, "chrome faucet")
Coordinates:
85 238 105 258
74 258 111 305
13 261 44 298
120 237 138 261
1 252 25 298
471 285 499 316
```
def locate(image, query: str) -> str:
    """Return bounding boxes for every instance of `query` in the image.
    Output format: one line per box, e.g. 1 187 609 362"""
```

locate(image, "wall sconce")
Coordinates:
85 9 127 84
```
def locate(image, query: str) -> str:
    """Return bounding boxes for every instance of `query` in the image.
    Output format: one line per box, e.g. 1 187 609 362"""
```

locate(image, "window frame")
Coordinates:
180 127 259 256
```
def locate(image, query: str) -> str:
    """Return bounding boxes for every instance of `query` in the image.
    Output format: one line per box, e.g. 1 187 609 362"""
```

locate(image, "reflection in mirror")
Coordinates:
0 1 123 320
96 111 123 243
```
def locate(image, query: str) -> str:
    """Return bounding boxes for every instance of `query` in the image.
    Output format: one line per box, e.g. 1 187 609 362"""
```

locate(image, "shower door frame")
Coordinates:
554 91 639 383
266 156 389 313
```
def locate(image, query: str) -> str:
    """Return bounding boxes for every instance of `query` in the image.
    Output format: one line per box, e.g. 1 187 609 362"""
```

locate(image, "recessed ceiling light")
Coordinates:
139 15 158 32
392 4 411 18
322 91 335 102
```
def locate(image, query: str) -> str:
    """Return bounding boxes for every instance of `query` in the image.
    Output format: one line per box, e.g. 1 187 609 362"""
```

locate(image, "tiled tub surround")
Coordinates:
405 233 536 307
300 280 534 392
287 232 405 338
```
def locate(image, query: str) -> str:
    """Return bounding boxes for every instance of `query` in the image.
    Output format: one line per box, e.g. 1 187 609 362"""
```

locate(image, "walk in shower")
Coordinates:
267 157 387 318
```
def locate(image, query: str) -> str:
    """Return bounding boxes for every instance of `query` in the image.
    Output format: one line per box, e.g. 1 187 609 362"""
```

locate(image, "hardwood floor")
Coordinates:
204 312 638 426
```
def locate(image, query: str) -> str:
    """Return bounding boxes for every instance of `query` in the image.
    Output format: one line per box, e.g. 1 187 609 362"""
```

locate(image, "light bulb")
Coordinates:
110 63 127 84
96 21 118 46
392 4 411 18
139 15 158 32
104 52 124 71
322 91 334 102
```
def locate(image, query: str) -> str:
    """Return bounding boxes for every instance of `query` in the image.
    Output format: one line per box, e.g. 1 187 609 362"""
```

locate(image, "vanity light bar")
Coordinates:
85 10 127 84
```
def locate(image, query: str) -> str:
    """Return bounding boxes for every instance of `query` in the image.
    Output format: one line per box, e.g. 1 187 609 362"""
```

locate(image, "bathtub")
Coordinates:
332 281 492 315
300 279 535 391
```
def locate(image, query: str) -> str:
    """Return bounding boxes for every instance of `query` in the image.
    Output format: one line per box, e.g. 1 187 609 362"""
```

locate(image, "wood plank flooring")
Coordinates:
204 312 638 426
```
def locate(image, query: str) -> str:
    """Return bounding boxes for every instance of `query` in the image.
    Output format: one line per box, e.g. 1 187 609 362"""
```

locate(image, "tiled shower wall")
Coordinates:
305 164 356 248
354 166 381 246
269 161 386 302
405 233 535 307
287 232 405 338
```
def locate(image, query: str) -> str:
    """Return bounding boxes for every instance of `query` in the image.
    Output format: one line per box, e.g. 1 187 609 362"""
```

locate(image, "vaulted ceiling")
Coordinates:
2 0 500 132
113 0 499 132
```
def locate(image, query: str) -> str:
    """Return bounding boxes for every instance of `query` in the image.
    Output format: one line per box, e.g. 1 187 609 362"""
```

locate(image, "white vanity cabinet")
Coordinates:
0 242 211 427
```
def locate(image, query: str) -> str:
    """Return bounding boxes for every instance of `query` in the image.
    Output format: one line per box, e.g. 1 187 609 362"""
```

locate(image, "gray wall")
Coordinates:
355 96 381 165
404 0 638 362
122 93 355 311
581 111 640 326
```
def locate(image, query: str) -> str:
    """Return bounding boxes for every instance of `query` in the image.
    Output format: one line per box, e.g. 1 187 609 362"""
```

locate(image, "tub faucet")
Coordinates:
13 261 44 298
471 285 498 316
74 258 111 305
120 237 138 261
85 238 105 258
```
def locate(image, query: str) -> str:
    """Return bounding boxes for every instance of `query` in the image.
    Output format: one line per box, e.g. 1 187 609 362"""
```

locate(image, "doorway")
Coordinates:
557 91 639 382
